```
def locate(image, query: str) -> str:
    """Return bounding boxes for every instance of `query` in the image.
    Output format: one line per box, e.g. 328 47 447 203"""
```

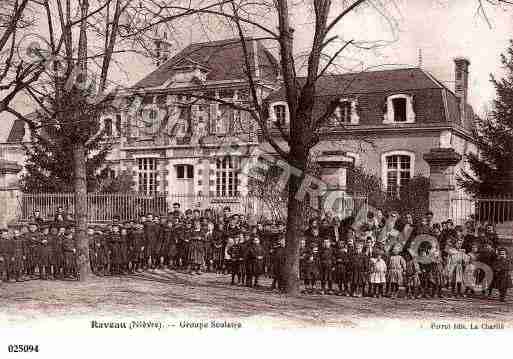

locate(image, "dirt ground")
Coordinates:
1 270 512 330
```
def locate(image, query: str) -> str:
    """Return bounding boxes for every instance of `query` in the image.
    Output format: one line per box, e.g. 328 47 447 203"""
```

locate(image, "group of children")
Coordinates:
298 212 512 302
0 207 511 302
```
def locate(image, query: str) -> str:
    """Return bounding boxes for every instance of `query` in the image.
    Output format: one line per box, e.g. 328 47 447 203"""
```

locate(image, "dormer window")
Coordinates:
392 98 407 122
328 98 359 126
384 94 415 124
336 101 351 123
269 101 289 126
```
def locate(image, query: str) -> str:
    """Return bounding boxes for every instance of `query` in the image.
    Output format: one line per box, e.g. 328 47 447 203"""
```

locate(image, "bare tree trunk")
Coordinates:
282 146 309 295
283 174 303 294
73 142 91 280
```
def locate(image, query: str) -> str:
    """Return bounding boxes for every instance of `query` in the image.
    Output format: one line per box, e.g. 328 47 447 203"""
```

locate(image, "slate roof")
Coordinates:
267 68 441 99
7 119 25 143
266 68 474 128
133 38 280 89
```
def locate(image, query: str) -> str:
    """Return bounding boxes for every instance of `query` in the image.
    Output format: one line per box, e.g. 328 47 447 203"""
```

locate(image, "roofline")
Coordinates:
131 37 268 90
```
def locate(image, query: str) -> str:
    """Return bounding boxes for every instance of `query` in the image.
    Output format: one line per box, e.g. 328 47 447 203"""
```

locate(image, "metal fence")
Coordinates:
17 192 368 223
451 195 513 227
18 193 168 223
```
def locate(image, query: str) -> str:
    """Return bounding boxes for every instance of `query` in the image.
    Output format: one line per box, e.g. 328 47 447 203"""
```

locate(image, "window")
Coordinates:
216 156 239 197
384 94 415 124
269 101 289 126
382 151 414 197
274 105 287 126
392 98 407 122
331 101 352 125
176 164 194 179
104 118 113 137
138 158 158 194
219 89 234 99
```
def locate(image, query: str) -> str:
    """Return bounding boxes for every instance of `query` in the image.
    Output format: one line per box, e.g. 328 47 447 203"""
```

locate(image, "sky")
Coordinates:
1 0 513 141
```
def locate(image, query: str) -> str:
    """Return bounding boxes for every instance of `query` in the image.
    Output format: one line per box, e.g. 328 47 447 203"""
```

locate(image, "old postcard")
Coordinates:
0 0 512 357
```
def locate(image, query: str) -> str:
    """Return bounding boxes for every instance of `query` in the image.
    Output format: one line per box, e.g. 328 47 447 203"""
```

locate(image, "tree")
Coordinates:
20 107 111 193
98 170 136 193
2 0 159 281
0 0 44 114
458 40 513 196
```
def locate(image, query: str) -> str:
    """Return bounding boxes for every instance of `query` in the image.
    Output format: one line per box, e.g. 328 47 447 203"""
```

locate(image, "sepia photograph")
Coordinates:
0 0 513 357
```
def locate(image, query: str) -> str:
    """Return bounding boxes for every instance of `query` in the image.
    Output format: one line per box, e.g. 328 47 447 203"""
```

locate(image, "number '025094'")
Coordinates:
7 344 39 353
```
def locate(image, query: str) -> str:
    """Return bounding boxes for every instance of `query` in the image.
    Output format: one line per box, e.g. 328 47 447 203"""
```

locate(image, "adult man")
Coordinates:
172 202 182 217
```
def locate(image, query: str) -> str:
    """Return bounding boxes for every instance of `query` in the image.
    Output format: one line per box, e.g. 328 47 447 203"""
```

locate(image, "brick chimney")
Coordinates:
454 57 470 122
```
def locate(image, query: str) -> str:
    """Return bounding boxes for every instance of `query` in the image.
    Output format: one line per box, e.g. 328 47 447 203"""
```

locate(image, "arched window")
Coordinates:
381 151 415 197
216 156 239 197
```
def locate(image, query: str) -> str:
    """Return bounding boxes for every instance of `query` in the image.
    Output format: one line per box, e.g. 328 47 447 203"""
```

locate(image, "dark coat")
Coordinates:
245 243 265 275
350 252 369 286
491 258 512 290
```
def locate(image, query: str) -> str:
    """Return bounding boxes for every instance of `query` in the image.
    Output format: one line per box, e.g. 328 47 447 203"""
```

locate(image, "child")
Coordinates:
299 238 307 283
490 248 512 302
302 246 319 294
245 236 265 287
369 249 387 298
62 229 77 279
270 237 286 292
464 243 480 296
189 220 205 275
428 248 445 298
404 251 420 299
109 225 122 275
334 242 349 296
418 249 431 298
227 235 242 285
120 227 129 274
319 238 334 295
350 241 368 297
387 244 406 298
447 238 468 298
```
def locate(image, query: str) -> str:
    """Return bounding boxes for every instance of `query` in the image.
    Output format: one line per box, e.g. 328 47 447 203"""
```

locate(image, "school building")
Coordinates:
0 38 477 223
